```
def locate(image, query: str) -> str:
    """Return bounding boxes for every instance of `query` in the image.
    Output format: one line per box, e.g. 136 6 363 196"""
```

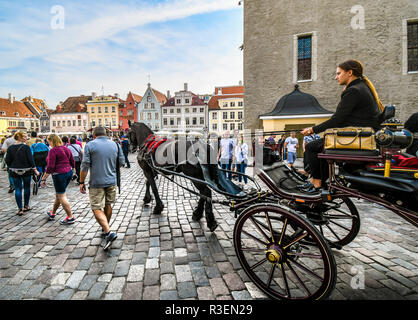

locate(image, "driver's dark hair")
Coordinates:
338 59 384 112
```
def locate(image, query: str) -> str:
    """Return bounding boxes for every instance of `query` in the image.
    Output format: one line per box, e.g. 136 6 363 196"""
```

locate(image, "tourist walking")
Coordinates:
218 131 235 180
5 132 40 215
79 126 125 250
68 137 83 184
121 135 131 168
40 134 76 225
31 138 50 187
1 133 17 193
283 131 299 167
235 135 249 185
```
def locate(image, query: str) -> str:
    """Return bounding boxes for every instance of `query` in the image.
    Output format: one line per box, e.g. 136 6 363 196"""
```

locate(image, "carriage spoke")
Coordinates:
288 257 323 281
278 218 288 245
250 257 268 270
322 214 354 220
328 219 351 232
325 224 342 241
285 261 311 296
241 230 268 246
267 263 277 288
241 247 264 252
264 211 276 243
287 252 323 259
280 263 291 298
282 232 308 250
249 216 271 242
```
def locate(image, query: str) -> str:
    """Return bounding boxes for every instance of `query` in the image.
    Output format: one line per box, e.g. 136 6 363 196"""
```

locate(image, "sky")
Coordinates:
0 0 243 108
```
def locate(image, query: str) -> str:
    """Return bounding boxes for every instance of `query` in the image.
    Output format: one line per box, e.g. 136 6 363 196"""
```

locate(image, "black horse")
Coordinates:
128 122 219 232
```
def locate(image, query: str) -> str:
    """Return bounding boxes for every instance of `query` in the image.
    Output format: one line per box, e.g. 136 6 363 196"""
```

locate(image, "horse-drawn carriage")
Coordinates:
127 108 417 300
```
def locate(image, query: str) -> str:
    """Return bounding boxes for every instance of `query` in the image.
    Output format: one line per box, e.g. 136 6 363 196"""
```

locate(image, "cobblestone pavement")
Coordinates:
0 154 417 300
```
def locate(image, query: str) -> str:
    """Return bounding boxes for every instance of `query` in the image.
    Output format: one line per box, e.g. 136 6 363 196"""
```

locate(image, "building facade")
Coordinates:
50 105 89 134
86 94 123 133
243 0 418 130
122 92 142 130
162 83 207 132
0 94 39 137
137 83 167 131
208 84 244 134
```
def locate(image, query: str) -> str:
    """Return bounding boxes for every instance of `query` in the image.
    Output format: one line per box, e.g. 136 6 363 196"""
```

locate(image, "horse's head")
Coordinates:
130 122 154 148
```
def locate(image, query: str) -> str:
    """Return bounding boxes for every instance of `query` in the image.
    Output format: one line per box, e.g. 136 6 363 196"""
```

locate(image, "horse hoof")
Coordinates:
208 221 218 232
192 211 203 221
153 205 164 215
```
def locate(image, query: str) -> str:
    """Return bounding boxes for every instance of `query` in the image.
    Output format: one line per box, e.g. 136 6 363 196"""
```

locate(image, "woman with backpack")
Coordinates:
30 138 50 188
5 131 40 215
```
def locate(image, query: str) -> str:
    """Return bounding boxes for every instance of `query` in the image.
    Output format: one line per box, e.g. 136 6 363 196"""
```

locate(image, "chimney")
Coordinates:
92 92 97 99
167 90 171 99
184 83 188 92
8 93 14 104
29 95 33 103
115 93 119 99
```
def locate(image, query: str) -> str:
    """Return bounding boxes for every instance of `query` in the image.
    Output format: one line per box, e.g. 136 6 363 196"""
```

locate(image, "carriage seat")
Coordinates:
318 149 382 163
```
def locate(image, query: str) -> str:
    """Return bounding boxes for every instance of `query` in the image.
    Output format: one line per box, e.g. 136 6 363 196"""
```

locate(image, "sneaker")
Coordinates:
8 187 14 194
60 217 75 225
46 211 56 221
103 232 118 250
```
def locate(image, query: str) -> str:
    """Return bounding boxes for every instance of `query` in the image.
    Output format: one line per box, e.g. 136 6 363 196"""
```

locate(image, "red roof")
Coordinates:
0 98 36 118
208 94 244 110
214 85 244 95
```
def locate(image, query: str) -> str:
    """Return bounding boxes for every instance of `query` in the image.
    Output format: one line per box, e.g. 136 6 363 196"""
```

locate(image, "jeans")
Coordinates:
52 170 73 194
8 168 14 189
123 151 130 167
220 160 232 180
11 175 31 209
236 162 248 183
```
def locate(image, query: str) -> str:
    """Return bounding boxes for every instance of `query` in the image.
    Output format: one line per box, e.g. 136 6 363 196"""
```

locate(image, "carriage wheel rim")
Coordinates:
234 203 336 300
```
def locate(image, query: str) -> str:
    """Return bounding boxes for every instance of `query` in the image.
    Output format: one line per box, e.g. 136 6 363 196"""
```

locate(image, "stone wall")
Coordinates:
244 0 418 130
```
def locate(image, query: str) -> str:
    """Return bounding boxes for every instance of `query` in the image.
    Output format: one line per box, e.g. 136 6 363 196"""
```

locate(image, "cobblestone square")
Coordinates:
0 154 417 300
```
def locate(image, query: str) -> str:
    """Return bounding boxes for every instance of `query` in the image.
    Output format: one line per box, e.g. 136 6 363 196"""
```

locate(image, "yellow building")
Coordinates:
259 85 333 157
86 94 123 133
0 95 39 137
208 85 244 134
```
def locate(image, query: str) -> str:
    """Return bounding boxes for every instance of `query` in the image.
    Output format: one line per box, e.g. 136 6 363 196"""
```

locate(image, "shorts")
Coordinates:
287 152 297 164
52 170 73 194
89 185 117 211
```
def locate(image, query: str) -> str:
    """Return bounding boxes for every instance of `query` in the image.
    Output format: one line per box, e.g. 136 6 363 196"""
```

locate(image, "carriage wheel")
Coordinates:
306 197 360 247
233 203 337 300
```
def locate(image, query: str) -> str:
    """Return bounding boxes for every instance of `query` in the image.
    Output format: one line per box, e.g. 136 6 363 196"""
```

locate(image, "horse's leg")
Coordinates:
192 197 205 221
202 187 218 232
143 180 152 204
149 177 164 215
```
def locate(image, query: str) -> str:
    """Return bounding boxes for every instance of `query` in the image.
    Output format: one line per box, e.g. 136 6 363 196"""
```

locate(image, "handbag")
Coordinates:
324 127 376 150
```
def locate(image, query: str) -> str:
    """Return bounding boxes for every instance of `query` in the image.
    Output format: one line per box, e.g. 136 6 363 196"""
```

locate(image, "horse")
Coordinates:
128 122 219 232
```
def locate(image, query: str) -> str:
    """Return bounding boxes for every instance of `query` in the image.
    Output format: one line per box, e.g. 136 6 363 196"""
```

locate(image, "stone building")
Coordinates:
243 0 418 131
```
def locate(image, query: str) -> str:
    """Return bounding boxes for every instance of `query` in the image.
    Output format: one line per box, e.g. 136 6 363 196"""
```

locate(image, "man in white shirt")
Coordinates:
1 134 17 193
284 131 299 167
217 131 235 180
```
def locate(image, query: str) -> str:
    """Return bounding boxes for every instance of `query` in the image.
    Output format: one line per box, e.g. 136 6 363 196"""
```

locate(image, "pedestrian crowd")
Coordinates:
0 128 129 250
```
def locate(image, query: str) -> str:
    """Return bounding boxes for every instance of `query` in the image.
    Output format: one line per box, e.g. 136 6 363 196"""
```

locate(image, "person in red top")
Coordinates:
40 134 76 225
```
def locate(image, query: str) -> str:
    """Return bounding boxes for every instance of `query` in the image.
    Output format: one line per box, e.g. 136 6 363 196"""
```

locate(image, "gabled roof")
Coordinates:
55 95 92 114
162 93 205 107
0 98 36 118
260 85 332 118
129 92 143 103
21 97 48 114
151 88 167 105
